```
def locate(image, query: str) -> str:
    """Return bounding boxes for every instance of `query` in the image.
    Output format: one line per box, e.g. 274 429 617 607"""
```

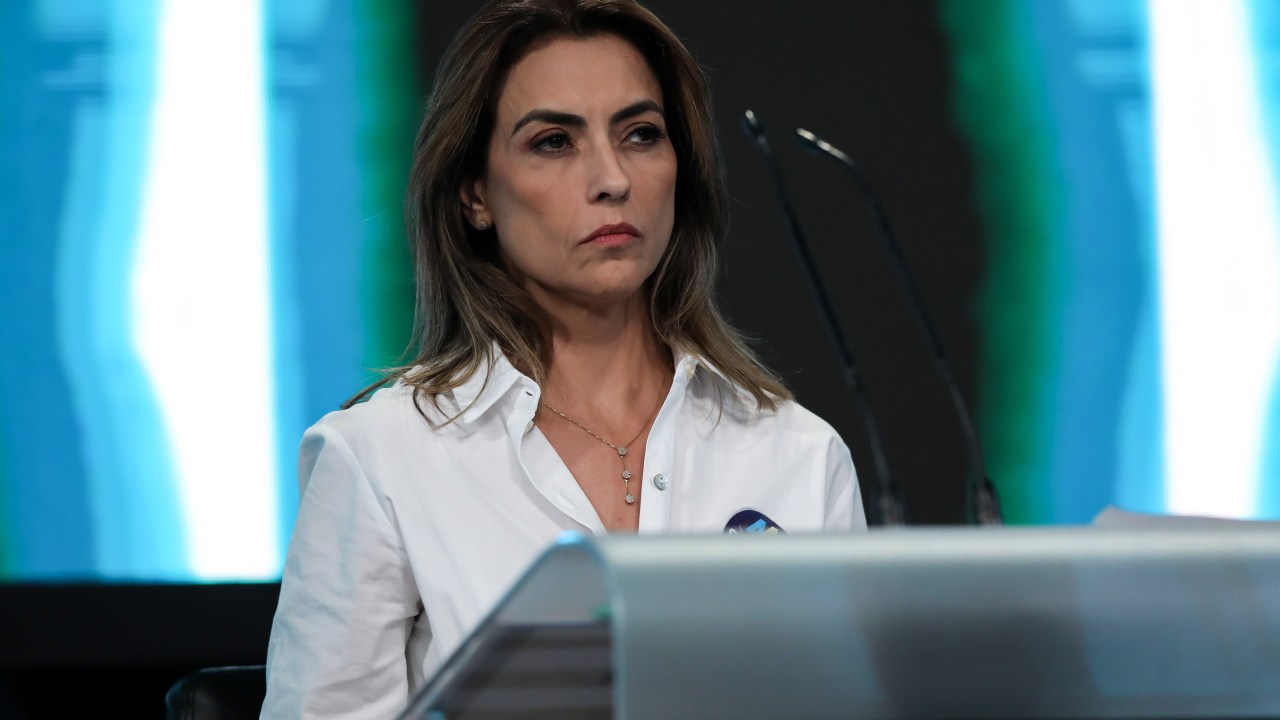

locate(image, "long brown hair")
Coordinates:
352 0 791 417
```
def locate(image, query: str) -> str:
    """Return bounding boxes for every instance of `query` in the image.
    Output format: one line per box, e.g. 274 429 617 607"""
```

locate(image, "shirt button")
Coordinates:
653 473 669 491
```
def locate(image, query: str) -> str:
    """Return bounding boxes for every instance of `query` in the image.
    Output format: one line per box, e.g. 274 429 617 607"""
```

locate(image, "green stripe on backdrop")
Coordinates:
356 2 418 378
939 1 1063 523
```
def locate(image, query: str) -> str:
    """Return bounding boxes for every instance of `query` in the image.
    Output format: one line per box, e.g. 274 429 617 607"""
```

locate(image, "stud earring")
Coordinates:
476 220 490 231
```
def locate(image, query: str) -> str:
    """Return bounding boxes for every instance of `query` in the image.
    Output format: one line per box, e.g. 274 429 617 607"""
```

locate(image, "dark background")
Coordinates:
0 1 986 716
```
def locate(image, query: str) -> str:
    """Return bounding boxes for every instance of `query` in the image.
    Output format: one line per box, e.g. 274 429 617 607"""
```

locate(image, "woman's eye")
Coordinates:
533 132 572 153
626 124 667 145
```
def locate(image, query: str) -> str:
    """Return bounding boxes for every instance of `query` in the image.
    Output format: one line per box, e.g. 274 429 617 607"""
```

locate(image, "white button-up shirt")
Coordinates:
263 350 865 719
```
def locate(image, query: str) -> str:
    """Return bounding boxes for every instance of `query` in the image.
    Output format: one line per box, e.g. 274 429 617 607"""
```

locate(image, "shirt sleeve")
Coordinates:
824 433 868 531
262 421 423 720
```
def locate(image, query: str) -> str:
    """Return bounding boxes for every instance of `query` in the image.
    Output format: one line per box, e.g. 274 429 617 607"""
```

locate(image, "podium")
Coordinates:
400 527 1280 719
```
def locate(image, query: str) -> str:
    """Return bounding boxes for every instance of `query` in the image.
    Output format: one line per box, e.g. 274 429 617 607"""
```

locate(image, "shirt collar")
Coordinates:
672 347 703 386
446 344 749 426
449 347 536 426
672 348 757 411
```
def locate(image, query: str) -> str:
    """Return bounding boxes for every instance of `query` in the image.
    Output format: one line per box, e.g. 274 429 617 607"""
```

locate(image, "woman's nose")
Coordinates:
588 147 631 202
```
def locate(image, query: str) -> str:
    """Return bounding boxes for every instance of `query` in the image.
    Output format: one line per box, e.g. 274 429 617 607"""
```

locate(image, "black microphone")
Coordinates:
793 127 1003 526
740 110 907 527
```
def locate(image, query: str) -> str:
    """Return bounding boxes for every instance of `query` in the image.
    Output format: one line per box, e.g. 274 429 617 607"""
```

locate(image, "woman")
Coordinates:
262 0 866 716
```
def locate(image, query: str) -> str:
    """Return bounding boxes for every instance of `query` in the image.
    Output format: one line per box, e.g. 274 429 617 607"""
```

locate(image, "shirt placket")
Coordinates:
506 381 607 534
637 358 696 533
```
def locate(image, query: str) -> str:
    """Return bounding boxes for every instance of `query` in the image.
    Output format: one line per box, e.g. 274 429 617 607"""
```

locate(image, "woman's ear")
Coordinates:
459 178 492 230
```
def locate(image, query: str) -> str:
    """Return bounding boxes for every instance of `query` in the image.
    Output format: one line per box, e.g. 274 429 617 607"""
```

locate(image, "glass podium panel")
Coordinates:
420 622 611 720
401 527 1280 720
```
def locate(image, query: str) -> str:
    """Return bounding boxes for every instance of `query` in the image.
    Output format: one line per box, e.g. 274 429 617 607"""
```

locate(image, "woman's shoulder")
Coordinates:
688 362 845 448
751 394 847 452
296 381 477 504
306 381 454 453
306 358 521 452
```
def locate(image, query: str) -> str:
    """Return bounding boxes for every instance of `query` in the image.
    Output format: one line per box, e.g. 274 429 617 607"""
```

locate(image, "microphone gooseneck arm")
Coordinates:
741 110 907 527
793 128 1002 526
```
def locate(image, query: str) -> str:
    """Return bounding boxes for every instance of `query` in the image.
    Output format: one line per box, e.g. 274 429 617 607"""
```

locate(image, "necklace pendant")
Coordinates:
617 447 628 457
621 469 632 480
625 493 636 504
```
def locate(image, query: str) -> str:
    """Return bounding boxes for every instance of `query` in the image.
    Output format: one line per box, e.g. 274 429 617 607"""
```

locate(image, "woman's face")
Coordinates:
465 33 678 313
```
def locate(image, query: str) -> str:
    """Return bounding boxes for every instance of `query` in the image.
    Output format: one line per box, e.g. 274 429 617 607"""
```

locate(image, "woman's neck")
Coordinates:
540 295 672 420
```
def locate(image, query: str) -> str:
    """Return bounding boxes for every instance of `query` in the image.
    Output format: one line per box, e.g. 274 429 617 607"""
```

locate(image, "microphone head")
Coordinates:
740 109 769 149
794 127 857 170
794 127 825 153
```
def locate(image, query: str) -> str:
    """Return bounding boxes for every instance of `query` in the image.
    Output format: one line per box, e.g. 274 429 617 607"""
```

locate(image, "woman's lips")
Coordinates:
581 223 641 245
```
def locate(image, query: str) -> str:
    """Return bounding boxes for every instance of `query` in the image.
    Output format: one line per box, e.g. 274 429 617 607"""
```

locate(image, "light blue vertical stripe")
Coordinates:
1249 0 1280 518
55 0 187 579
267 92 303 570
1031 0 1162 522
1111 4 1167 517
0 0 98 577
266 0 374 562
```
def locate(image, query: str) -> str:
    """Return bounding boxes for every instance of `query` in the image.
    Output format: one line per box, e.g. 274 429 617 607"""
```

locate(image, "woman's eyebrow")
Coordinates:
509 100 664 137
610 99 664 125
511 109 583 136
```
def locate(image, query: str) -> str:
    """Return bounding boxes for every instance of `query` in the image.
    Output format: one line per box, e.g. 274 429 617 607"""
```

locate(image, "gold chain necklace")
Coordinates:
542 394 665 505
